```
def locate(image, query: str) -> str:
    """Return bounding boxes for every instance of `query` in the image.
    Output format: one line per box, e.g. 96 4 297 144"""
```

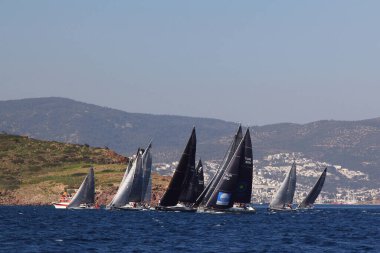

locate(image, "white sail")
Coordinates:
107 143 152 209
68 167 95 208
269 163 297 210
120 159 133 187
107 155 142 208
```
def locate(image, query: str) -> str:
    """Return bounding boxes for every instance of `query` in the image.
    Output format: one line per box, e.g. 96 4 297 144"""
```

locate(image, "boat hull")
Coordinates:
155 205 197 213
197 206 256 214
53 202 70 209
268 207 295 212
68 206 97 210
114 206 146 211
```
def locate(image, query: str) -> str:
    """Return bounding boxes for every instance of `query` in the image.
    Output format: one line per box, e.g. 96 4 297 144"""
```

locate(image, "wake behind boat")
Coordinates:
194 126 256 214
53 167 97 209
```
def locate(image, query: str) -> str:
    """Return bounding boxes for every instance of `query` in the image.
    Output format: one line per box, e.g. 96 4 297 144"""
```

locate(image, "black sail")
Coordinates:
194 126 243 207
298 168 327 208
178 137 197 203
205 131 247 209
141 142 152 203
195 159 205 199
233 129 253 203
159 128 196 206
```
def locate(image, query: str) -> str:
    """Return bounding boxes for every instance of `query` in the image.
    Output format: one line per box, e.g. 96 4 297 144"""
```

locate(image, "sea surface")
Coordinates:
0 205 379 252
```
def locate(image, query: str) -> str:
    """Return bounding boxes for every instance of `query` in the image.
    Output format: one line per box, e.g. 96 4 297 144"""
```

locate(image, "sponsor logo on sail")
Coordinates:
216 192 231 206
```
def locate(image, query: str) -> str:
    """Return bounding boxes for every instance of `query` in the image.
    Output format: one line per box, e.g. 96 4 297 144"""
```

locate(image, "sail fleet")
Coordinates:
53 126 327 212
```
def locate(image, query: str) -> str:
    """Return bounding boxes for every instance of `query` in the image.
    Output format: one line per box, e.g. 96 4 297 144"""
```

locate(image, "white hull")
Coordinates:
68 206 97 210
197 206 256 214
53 202 70 209
115 206 145 211
268 207 295 212
108 202 151 211
53 202 97 209
155 204 196 213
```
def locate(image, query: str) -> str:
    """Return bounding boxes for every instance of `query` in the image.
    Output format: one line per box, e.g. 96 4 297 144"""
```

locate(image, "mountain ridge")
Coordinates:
0 97 379 186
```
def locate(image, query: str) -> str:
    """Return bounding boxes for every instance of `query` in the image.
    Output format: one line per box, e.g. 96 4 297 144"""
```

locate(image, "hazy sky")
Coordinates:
1 1 379 125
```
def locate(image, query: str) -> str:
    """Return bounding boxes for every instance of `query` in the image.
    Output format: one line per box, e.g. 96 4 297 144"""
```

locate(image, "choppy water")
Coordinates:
0 205 379 252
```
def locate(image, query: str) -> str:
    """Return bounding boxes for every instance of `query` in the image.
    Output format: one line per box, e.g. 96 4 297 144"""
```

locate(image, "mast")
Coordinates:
159 127 196 206
68 167 95 208
298 168 327 208
269 162 297 209
204 130 248 209
194 125 243 207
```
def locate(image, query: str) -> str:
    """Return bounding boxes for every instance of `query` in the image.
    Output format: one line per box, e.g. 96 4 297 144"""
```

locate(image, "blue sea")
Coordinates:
0 205 379 252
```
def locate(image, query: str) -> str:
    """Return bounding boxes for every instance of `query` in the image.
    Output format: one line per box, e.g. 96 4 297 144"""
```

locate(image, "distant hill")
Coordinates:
0 97 379 185
0 97 237 162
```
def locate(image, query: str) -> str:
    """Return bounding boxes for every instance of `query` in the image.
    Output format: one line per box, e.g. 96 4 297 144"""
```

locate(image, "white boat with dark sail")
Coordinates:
297 168 327 209
53 167 96 209
107 142 152 211
194 126 255 214
156 128 199 212
268 162 297 212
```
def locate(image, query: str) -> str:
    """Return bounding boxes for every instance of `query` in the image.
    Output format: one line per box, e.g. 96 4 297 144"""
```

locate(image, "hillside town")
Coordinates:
154 152 380 204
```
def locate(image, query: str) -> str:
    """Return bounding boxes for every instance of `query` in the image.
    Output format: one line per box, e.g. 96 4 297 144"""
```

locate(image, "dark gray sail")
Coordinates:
298 168 327 208
141 143 152 203
195 159 205 199
68 167 95 208
194 126 243 207
159 127 196 206
204 130 248 209
128 149 145 202
269 162 297 210
233 129 253 203
107 151 142 208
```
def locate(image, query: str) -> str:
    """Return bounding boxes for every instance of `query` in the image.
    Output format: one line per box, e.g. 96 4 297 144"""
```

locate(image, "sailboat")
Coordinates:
268 162 297 211
107 142 152 211
194 126 243 208
53 167 96 209
195 127 255 213
156 127 198 212
297 168 327 209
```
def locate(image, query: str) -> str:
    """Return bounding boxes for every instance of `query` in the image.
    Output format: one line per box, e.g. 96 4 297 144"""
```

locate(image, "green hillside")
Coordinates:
0 133 127 190
0 133 170 205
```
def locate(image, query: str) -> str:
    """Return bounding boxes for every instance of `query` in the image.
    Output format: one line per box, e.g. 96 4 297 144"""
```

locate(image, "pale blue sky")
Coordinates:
1 1 379 125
